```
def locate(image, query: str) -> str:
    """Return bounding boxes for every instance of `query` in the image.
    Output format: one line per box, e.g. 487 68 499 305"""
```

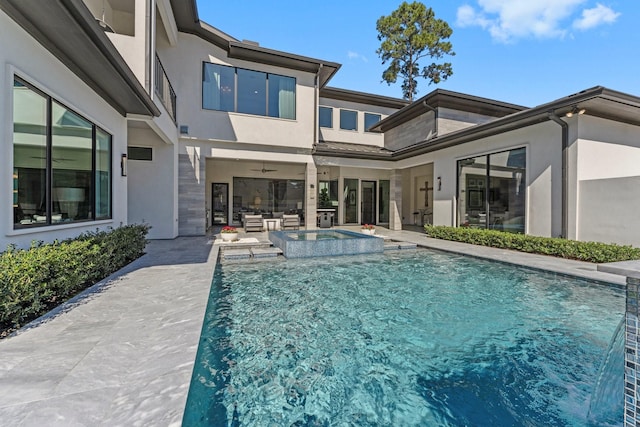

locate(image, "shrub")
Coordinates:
423 225 640 264
0 224 149 335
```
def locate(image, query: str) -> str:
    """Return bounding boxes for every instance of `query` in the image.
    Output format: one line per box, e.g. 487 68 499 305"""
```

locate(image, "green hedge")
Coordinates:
424 225 640 264
0 224 149 335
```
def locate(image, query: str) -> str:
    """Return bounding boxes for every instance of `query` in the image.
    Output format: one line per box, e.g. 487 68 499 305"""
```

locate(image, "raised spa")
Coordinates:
268 229 383 258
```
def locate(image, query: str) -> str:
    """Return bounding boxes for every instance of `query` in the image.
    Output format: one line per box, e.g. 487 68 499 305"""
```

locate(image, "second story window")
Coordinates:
364 113 381 132
319 106 333 128
203 62 296 120
340 109 357 131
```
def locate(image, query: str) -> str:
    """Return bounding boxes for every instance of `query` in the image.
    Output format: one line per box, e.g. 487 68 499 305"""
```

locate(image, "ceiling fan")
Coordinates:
251 162 277 173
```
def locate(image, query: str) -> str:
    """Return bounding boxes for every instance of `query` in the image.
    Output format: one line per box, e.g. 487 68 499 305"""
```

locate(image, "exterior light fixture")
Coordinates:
437 176 442 191
121 153 128 176
565 106 586 118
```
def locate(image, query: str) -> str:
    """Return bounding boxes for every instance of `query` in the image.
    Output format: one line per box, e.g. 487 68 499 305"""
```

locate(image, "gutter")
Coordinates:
547 112 568 239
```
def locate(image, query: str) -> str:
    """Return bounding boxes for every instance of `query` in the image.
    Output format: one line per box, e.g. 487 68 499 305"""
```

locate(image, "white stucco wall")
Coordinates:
104 0 148 89
318 97 396 147
127 127 178 239
159 34 317 149
393 121 564 237
1 10 128 249
574 116 640 245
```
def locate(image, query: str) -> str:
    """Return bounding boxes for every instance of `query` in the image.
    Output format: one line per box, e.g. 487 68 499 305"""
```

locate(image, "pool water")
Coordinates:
183 249 624 426
287 231 356 240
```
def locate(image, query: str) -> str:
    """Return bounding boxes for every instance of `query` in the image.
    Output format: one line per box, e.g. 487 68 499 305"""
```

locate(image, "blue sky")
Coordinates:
195 1 638 107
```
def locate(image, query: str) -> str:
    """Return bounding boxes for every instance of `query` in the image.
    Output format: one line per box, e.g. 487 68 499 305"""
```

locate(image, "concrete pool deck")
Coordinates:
0 227 627 426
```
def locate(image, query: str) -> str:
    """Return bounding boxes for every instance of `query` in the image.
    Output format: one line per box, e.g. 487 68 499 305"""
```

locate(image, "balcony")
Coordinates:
154 54 177 122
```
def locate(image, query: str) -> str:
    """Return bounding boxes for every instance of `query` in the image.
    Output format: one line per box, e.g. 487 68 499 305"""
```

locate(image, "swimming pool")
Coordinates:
183 249 624 426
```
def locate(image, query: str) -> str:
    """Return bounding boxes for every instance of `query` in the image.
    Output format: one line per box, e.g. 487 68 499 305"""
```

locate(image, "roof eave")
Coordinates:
320 87 409 109
390 86 623 160
0 0 159 117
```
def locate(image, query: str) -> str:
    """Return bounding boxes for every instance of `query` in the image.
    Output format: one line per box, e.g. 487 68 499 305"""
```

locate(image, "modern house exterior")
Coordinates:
2 0 640 250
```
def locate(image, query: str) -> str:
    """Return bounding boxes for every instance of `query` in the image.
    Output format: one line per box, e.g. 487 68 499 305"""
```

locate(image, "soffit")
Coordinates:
0 0 159 117
313 141 393 160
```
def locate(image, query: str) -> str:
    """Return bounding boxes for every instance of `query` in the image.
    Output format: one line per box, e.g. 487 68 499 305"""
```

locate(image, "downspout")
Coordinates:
422 100 438 139
145 0 153 94
547 111 568 239
313 64 323 147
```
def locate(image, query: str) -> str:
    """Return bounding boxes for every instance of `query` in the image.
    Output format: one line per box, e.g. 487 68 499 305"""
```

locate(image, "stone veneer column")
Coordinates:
388 169 403 231
178 150 206 236
626 276 640 427
306 162 317 230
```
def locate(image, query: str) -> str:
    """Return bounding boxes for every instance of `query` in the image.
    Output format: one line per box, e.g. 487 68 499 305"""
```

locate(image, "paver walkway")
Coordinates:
0 228 626 426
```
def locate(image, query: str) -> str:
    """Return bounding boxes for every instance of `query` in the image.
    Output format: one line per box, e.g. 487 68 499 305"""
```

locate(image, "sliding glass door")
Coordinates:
457 148 526 233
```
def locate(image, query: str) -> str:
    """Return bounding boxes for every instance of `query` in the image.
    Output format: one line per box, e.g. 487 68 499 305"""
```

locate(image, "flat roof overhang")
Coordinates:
0 0 159 117
319 87 409 109
315 87 640 161
392 86 640 160
371 89 528 133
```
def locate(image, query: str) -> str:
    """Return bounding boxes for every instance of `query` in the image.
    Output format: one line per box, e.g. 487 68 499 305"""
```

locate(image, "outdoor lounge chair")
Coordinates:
281 214 300 230
243 214 263 232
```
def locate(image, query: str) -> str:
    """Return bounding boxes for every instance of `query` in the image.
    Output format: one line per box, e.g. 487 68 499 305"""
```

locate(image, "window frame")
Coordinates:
339 109 358 131
319 106 333 128
202 62 296 120
12 76 113 229
364 112 382 132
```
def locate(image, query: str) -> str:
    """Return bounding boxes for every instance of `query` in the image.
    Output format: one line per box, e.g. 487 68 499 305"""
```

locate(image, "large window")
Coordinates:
13 77 112 228
457 147 526 233
232 177 305 225
340 109 358 131
202 63 296 119
319 106 333 128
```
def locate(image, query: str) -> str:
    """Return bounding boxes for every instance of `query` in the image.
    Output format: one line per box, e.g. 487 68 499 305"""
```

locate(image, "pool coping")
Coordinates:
0 227 627 425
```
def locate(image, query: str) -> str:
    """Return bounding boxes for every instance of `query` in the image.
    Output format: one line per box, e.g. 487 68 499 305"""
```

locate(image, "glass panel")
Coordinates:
95 128 111 219
319 106 332 128
318 180 339 208
202 63 234 111
212 183 228 225
379 180 390 223
457 155 487 228
237 68 266 116
488 148 526 233
268 74 295 119
128 146 152 161
13 79 47 227
361 181 376 224
364 112 381 131
51 101 93 222
343 178 358 223
232 178 305 225
340 110 357 131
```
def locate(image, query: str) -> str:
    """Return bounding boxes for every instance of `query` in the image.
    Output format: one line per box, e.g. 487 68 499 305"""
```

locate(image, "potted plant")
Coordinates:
361 224 375 235
220 225 239 242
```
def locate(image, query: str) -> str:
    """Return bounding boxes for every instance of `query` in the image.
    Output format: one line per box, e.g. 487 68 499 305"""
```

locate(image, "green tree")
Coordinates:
376 2 455 101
